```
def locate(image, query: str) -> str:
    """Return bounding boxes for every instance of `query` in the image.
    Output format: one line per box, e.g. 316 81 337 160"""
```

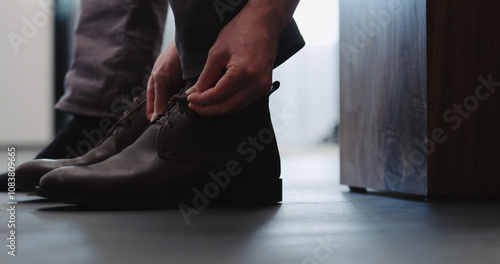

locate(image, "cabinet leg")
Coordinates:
349 186 367 193
424 195 447 202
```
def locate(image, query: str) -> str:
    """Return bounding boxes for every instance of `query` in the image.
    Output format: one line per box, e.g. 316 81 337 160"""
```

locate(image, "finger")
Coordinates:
152 73 171 120
191 49 228 94
189 83 267 117
187 68 243 106
146 75 156 121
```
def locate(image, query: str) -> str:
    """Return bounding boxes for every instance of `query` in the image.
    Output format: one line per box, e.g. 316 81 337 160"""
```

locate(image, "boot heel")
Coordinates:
221 178 282 205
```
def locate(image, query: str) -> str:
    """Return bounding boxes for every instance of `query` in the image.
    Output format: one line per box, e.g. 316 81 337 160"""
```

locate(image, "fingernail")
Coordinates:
185 87 197 95
151 112 156 122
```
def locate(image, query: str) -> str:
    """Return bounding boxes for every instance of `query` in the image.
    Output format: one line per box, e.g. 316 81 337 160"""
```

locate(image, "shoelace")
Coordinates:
153 94 188 129
93 93 147 146
122 92 147 122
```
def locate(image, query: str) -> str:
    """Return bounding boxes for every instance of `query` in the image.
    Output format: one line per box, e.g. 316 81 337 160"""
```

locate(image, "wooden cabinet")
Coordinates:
339 0 500 196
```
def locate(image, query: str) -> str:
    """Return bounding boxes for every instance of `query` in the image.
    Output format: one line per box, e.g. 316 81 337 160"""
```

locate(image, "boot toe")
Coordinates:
16 159 64 190
39 166 69 191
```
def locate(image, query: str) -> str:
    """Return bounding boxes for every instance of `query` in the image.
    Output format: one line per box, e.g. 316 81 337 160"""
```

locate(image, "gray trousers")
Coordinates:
56 0 168 119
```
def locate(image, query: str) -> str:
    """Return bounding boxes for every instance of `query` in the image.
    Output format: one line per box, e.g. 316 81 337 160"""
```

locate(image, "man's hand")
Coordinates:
186 0 299 116
146 41 183 121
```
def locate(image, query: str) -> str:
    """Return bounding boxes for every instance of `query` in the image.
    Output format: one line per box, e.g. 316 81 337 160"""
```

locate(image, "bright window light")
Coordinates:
294 0 338 47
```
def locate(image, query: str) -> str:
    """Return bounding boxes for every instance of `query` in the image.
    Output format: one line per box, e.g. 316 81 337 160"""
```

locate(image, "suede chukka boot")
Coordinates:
35 84 282 209
16 93 150 191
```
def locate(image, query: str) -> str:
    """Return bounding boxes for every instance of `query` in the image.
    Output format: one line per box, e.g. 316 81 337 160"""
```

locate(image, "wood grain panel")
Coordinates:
340 0 500 196
339 0 428 195
427 0 500 195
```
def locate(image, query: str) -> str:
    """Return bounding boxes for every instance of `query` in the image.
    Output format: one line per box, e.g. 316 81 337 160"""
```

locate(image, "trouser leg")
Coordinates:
56 0 169 119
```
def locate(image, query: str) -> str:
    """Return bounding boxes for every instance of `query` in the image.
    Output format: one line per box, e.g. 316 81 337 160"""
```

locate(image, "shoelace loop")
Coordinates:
154 94 188 128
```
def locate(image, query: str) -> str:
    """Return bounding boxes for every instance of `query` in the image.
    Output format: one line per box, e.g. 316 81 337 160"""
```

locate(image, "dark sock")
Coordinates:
1 114 114 191
36 115 113 159
0 173 9 192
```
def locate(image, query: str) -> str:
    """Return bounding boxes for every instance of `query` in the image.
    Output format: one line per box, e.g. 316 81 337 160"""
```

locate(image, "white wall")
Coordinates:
0 0 55 146
161 6 176 51
272 0 340 146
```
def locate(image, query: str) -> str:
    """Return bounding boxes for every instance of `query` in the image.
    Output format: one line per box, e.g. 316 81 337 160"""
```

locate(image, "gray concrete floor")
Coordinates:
1 145 500 264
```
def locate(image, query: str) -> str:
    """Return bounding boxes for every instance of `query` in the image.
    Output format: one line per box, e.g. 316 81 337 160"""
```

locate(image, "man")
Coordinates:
11 0 304 208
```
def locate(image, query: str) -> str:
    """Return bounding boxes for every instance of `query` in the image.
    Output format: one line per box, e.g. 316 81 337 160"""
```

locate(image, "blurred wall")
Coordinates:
272 0 340 146
0 0 54 146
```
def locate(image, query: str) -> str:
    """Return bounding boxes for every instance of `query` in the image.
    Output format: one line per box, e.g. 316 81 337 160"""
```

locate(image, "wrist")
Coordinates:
245 0 299 34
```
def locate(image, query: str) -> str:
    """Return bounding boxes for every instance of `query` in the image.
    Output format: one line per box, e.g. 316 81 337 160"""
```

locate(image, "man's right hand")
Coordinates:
146 41 184 121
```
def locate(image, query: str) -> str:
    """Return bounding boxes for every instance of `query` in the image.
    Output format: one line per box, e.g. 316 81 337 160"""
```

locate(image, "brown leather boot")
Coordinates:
35 83 282 209
16 93 150 191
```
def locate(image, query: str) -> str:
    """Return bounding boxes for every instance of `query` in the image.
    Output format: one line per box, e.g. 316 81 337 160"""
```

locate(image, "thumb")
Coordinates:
152 76 171 121
146 75 156 121
190 51 227 94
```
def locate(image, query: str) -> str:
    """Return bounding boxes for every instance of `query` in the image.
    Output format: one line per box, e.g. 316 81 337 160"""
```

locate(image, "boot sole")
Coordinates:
34 179 282 209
